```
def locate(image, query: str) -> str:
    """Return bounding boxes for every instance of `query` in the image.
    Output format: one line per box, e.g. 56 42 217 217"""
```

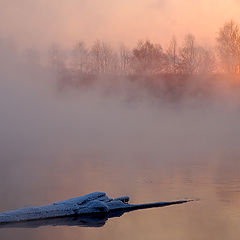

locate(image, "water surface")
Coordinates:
0 70 240 239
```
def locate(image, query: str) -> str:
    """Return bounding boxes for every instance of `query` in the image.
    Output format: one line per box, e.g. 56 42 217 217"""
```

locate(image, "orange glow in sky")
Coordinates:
1 0 240 49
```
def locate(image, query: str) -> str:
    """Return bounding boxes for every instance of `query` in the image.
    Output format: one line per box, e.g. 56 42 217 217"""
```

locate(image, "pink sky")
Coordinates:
1 0 240 49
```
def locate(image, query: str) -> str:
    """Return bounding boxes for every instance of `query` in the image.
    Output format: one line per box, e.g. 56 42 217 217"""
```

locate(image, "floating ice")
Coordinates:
0 192 193 227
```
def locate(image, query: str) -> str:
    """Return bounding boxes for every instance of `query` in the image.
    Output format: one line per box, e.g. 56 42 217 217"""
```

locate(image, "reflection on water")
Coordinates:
0 214 110 228
0 198 192 229
0 155 240 239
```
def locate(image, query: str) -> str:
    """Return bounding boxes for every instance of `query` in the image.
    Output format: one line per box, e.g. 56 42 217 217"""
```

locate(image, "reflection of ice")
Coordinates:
0 211 127 228
0 214 109 228
0 192 193 228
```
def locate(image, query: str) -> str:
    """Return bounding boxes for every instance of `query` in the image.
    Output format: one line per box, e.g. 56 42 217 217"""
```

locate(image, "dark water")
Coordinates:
0 68 240 239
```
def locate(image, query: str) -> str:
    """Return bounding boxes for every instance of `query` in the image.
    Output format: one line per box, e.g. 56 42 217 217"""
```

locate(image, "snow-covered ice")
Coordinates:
0 192 193 225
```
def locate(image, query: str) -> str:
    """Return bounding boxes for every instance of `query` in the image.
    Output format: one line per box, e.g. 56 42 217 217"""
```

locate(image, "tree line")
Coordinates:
49 20 240 79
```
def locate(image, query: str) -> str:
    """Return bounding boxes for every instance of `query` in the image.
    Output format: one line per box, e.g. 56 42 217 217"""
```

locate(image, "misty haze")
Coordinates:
1 1 240 240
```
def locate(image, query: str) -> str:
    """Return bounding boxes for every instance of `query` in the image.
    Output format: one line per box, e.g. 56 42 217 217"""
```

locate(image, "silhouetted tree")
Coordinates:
90 40 118 74
132 40 166 74
195 46 215 74
71 41 90 73
217 20 240 73
119 44 131 74
166 36 178 73
179 34 197 74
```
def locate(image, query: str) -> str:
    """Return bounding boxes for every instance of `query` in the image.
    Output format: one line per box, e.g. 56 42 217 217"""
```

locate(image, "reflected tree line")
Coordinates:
49 21 240 90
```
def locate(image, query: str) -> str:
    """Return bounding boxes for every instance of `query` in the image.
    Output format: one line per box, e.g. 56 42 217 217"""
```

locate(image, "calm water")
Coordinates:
1 134 240 239
0 72 240 239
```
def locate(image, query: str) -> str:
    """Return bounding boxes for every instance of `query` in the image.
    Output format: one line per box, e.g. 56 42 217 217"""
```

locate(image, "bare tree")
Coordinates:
195 46 216 74
217 20 240 73
132 40 166 74
179 34 197 74
71 41 89 73
48 44 66 73
119 44 131 74
166 36 178 73
90 40 118 74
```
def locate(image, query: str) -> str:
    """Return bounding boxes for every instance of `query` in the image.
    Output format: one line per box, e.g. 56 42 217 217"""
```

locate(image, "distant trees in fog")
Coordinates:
131 40 167 74
119 44 131 74
217 20 240 73
178 34 215 74
48 44 66 73
90 40 118 74
166 36 178 73
71 41 89 73
50 20 240 81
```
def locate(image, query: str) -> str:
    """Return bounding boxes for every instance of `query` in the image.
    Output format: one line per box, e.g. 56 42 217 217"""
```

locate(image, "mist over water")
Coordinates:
0 42 240 239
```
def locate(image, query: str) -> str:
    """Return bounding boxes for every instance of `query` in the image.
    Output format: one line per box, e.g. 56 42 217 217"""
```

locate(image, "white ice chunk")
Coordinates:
0 192 193 224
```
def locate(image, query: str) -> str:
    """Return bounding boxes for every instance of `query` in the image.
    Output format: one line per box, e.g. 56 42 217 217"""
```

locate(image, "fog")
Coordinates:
1 15 240 238
1 41 239 162
0 42 240 205
1 0 240 50
1 2 240 239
